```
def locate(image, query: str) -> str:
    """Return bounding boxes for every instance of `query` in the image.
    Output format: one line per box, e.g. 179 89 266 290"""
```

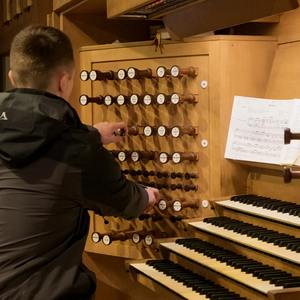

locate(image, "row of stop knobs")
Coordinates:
91 231 155 246
79 93 197 106
81 65 197 81
91 198 198 245
122 169 198 179
115 125 197 138
112 150 198 164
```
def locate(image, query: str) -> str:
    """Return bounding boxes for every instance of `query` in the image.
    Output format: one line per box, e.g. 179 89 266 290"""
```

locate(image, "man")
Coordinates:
0 25 159 299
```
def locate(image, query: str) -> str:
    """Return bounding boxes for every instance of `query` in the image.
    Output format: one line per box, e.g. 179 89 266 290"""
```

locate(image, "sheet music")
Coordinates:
225 96 299 165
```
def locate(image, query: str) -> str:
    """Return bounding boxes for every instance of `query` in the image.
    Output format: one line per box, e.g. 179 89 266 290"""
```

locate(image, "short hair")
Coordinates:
10 25 74 90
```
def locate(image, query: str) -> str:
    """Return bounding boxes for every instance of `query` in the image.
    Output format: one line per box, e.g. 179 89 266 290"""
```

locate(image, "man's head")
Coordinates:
9 25 75 100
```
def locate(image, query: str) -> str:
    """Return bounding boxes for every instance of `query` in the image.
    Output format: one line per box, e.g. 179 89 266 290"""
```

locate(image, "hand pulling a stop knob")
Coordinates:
93 122 128 145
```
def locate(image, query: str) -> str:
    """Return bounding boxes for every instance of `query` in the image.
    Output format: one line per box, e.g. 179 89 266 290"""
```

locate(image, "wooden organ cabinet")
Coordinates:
79 28 300 300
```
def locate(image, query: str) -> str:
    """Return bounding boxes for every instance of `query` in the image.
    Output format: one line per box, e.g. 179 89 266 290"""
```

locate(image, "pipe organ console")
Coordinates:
80 38 300 299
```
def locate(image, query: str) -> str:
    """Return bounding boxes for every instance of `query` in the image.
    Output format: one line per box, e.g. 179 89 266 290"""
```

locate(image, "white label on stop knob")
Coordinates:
202 199 209 208
156 66 165 78
89 70 97 81
80 70 88 81
171 93 180 104
143 126 152 136
158 126 166 137
159 152 168 164
172 152 181 164
91 232 101 243
132 233 140 244
158 200 167 211
173 201 182 212
127 67 135 79
157 93 165 105
102 235 111 245
143 95 152 105
117 95 125 105
131 151 139 162
171 127 180 138
144 234 153 246
117 69 126 80
104 95 112 106
79 95 88 106
171 65 180 77
118 152 126 162
130 94 138 105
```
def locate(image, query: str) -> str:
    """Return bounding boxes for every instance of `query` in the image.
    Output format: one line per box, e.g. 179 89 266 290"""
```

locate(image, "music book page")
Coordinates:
225 96 300 166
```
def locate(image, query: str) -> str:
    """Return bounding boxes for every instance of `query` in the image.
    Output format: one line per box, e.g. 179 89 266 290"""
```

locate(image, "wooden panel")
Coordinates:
79 36 276 261
83 252 160 300
163 0 299 39
277 0 300 44
53 0 84 13
3 0 12 22
46 11 59 27
248 171 300 204
0 0 53 55
107 0 153 18
268 288 300 300
265 42 300 99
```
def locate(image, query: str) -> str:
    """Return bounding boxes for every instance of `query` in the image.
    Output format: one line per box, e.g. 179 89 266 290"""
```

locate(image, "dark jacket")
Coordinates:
0 89 148 300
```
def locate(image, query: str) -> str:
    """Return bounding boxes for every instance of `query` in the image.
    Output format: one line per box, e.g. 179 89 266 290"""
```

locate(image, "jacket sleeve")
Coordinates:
66 126 148 218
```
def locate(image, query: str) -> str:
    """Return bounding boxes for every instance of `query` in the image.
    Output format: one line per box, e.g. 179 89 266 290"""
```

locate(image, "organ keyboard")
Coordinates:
189 217 300 265
130 260 246 300
215 195 300 227
161 239 300 294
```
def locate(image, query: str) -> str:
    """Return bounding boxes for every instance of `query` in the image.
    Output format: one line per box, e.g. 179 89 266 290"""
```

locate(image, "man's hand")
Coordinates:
93 122 127 145
144 187 160 213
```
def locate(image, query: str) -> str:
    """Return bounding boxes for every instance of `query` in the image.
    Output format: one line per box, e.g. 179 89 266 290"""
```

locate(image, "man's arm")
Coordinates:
67 124 159 218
